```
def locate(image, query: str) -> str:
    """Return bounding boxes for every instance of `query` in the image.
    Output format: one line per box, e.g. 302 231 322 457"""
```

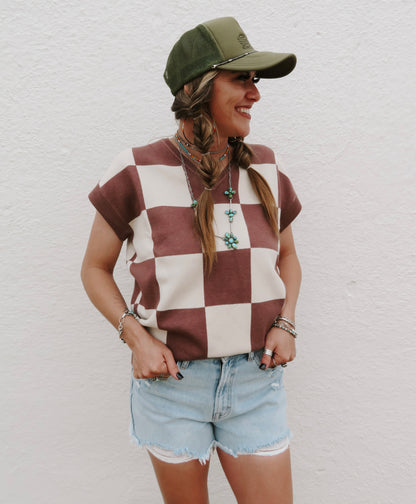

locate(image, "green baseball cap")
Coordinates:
164 17 296 95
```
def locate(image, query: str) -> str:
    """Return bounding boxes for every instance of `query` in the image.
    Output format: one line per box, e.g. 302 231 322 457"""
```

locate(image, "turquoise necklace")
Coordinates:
175 133 229 163
222 164 239 249
176 144 239 250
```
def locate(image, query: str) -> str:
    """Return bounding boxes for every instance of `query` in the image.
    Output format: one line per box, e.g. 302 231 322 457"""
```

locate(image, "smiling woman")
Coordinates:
81 16 301 504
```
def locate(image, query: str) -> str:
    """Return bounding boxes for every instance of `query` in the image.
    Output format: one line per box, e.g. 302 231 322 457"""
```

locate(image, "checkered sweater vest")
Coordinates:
89 138 301 360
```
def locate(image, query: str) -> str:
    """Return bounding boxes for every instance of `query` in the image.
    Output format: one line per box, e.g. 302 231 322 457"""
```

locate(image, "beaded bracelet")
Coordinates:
118 309 140 343
271 322 298 339
276 315 296 329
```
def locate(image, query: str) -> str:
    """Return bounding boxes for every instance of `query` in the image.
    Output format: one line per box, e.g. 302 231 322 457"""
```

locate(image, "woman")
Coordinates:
81 17 301 504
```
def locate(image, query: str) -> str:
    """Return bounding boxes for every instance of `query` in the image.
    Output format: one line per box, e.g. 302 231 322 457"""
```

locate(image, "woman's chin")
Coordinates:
229 128 250 139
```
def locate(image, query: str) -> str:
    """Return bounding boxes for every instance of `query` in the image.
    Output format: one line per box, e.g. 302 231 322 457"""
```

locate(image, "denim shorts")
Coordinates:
129 350 291 463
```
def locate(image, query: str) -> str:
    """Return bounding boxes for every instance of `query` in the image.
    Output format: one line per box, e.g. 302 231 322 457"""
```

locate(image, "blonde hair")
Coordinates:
172 71 279 273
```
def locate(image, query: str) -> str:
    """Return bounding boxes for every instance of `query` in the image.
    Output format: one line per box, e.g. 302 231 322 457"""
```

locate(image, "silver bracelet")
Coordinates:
276 315 296 329
118 309 140 343
272 322 297 339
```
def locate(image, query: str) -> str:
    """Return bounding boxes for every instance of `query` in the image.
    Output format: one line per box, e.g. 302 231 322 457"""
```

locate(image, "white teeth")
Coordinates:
237 107 251 115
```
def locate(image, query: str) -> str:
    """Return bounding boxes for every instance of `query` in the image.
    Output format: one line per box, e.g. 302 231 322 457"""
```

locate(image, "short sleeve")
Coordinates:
88 149 145 241
278 171 302 232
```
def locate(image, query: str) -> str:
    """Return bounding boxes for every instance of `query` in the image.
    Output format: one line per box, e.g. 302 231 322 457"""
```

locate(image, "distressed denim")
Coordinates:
130 350 291 463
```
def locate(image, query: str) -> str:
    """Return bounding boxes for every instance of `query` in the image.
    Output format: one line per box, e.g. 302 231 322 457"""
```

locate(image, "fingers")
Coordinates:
131 338 185 380
259 350 288 370
260 327 296 370
259 351 273 370
271 352 287 367
163 351 184 380
259 347 294 369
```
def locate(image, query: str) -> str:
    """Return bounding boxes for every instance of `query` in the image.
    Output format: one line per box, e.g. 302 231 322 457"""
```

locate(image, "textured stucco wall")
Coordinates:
2 0 415 503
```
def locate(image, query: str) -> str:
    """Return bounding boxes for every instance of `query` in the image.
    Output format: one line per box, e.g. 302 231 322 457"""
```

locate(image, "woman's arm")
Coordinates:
260 224 302 368
277 225 302 323
81 212 182 380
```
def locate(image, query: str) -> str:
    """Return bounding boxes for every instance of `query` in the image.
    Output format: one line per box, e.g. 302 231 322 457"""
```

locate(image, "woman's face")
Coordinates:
210 70 261 140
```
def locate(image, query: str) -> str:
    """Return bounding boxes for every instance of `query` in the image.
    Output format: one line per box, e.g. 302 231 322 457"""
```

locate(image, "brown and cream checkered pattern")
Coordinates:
89 139 301 360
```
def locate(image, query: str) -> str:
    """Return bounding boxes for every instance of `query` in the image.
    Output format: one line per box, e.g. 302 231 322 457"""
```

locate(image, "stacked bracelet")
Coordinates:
272 315 297 338
272 322 297 338
277 316 295 329
275 315 295 329
118 309 140 343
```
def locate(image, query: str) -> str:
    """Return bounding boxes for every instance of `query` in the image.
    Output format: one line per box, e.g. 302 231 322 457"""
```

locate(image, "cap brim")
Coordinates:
218 51 296 78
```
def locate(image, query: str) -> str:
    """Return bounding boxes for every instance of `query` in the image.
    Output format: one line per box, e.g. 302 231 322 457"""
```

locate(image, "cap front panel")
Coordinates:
203 17 255 60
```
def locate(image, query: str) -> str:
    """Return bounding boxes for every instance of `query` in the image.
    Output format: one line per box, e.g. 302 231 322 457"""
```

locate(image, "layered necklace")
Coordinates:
175 133 239 250
175 132 229 163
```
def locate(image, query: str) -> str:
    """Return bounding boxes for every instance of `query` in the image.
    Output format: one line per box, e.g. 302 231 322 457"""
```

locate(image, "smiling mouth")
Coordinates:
236 107 251 118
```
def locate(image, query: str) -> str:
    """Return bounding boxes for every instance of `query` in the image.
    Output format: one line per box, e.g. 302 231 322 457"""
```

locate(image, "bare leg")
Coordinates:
148 451 210 504
217 447 293 504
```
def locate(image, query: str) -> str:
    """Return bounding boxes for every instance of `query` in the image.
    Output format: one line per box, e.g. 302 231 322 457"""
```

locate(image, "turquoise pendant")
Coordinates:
224 232 239 250
191 199 198 208
225 209 237 222
224 187 236 200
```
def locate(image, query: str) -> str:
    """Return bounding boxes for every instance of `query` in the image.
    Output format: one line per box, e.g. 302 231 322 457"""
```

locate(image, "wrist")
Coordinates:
118 310 143 345
279 307 295 322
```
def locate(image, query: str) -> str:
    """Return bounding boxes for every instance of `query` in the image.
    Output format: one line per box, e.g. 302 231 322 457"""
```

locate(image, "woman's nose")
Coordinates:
247 83 261 102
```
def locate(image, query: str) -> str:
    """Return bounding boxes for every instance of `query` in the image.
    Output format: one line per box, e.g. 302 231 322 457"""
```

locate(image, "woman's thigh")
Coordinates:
217 447 293 504
148 451 210 504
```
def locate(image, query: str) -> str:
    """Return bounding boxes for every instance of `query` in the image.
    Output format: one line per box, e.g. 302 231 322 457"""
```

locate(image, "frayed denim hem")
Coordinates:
215 431 292 458
129 424 215 465
129 424 292 464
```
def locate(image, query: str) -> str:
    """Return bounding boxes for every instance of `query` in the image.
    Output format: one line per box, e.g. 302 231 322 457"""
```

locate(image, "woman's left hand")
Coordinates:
259 326 296 369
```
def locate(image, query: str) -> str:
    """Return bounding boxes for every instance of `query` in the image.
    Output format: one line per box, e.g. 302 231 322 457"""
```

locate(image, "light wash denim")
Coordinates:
130 350 291 463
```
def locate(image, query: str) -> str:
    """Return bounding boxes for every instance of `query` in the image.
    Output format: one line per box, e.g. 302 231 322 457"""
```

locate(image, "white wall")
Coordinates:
2 1 415 502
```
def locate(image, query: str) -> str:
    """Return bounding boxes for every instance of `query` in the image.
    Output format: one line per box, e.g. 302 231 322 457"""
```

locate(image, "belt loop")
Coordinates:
248 351 254 361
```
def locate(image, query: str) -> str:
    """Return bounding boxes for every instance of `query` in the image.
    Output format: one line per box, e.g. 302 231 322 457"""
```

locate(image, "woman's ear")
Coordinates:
184 84 190 95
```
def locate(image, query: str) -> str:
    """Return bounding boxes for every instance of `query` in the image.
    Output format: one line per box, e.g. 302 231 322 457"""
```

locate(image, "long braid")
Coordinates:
230 139 279 235
192 115 224 272
172 71 222 272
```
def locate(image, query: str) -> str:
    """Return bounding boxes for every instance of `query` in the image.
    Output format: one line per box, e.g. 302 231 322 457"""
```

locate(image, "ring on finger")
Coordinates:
281 363 288 368
263 348 274 357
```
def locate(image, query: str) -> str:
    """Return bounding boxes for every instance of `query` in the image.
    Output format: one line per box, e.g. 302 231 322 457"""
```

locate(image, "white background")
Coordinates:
1 0 415 502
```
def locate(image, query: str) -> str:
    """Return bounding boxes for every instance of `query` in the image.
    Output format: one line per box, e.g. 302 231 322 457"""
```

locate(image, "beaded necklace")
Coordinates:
176 143 239 250
175 133 229 164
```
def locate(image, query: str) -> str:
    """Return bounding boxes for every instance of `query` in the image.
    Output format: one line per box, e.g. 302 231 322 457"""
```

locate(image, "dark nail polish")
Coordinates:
259 363 266 370
176 372 184 380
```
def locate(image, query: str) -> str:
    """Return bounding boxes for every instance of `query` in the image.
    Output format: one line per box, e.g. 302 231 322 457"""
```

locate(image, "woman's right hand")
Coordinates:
123 316 183 381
